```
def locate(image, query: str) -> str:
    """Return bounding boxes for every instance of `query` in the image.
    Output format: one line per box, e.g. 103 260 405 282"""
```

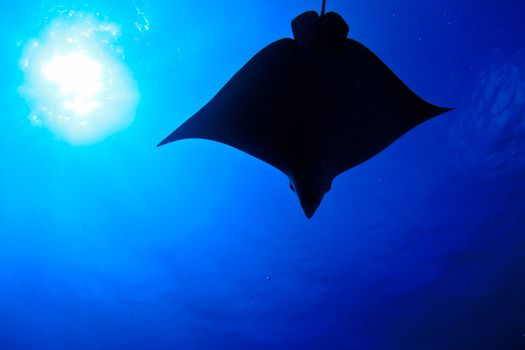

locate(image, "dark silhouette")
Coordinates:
158 8 452 218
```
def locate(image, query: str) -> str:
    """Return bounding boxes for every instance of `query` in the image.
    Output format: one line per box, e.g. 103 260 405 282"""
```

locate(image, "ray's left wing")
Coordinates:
158 38 300 173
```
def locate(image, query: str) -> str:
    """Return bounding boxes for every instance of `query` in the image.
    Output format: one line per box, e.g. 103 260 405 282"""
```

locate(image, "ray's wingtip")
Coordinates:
439 106 455 116
157 137 170 147
430 104 455 117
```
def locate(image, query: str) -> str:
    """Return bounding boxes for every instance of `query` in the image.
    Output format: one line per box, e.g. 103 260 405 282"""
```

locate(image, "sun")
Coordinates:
42 52 103 116
19 13 139 145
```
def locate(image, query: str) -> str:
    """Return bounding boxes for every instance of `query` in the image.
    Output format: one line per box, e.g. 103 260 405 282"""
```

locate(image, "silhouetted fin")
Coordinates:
158 38 298 174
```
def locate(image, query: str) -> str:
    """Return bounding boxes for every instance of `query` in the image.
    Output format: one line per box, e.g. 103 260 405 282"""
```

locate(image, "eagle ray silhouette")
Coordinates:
158 5 452 218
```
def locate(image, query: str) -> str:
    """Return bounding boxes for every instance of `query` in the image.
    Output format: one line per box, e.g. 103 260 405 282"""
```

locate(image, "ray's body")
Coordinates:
159 9 451 218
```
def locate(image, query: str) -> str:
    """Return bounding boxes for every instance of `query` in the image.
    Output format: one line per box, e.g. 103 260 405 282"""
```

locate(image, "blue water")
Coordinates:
1 0 525 349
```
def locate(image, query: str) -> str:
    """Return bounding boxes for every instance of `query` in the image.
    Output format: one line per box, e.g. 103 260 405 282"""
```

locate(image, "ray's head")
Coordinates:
289 173 333 219
291 10 349 49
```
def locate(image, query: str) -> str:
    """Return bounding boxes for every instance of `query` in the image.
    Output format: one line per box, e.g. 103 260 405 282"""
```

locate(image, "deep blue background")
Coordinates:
1 0 525 349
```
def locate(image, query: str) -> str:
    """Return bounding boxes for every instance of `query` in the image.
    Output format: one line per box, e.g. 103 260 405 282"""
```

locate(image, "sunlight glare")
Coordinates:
42 52 103 116
19 13 139 145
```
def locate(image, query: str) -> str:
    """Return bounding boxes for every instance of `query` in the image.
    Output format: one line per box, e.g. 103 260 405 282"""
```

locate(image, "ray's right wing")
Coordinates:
323 38 452 176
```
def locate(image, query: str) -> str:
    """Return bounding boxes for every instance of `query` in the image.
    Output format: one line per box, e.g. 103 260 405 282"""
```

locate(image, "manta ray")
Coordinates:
159 1 451 218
